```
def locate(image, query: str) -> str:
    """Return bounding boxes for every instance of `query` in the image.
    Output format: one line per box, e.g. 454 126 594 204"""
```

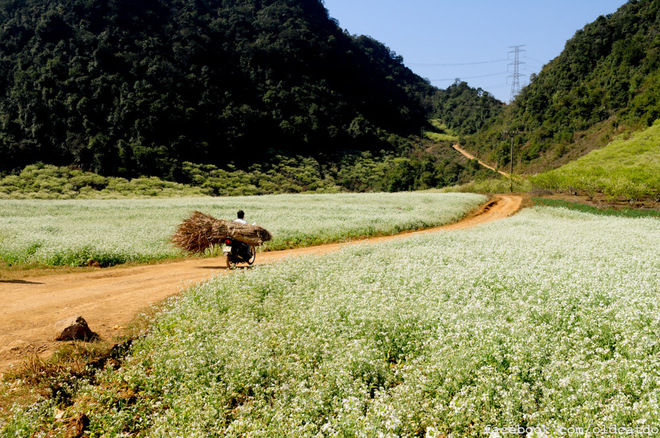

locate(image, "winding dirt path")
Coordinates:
0 195 522 375
452 144 510 177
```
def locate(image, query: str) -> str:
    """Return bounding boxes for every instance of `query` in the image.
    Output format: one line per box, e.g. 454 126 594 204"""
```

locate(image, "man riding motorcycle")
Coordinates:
224 210 256 268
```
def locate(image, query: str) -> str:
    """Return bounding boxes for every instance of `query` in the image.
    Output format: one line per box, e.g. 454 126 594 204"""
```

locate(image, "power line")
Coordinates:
481 83 511 89
429 71 509 82
527 56 547 65
409 59 508 67
409 49 544 100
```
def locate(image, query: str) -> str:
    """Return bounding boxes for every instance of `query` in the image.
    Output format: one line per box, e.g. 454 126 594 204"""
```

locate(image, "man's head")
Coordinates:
237 210 245 219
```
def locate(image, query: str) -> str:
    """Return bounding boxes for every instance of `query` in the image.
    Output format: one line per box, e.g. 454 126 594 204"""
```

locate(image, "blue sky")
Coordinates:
322 0 628 102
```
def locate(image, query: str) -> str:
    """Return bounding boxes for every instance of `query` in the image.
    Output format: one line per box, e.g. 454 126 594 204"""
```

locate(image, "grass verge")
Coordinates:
532 197 660 218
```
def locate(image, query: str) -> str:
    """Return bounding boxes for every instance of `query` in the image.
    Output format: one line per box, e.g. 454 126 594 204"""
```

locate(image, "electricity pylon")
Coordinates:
508 45 526 102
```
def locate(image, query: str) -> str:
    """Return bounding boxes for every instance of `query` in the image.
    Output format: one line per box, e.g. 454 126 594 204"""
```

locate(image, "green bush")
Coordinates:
0 164 205 199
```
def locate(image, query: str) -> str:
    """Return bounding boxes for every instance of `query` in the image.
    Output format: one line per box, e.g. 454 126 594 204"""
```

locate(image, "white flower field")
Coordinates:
0 192 485 267
5 204 657 437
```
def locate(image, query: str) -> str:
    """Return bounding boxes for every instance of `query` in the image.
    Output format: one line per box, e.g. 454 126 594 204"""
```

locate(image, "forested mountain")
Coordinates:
465 0 660 173
0 0 445 178
431 81 503 136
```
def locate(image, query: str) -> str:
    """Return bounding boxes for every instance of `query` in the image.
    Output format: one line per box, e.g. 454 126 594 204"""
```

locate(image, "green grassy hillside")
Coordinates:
531 120 660 200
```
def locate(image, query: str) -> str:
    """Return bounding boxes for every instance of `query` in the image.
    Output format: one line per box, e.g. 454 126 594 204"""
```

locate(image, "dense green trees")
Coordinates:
431 80 503 135
0 0 440 178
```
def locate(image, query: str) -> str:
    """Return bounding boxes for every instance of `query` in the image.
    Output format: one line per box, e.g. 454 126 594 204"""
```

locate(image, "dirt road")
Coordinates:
452 144 510 177
0 195 522 375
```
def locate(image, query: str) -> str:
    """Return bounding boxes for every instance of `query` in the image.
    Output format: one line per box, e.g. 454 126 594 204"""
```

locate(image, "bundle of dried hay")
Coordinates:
172 211 272 253
171 211 227 254
226 221 273 246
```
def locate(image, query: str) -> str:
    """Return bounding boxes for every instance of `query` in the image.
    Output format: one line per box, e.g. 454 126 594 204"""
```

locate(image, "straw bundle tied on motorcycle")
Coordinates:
172 211 272 253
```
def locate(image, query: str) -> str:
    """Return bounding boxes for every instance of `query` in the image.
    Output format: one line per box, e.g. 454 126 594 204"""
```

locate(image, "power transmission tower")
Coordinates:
508 45 526 102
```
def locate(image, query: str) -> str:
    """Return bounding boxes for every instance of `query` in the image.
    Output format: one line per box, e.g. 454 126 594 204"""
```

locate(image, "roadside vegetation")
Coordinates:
3 206 658 436
440 175 531 195
0 192 486 268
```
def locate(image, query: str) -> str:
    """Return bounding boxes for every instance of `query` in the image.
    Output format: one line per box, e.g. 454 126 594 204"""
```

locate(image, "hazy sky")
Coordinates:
322 0 628 102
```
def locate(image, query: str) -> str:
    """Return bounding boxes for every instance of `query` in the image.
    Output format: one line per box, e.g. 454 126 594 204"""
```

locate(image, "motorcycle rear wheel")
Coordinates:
226 255 237 270
247 246 257 265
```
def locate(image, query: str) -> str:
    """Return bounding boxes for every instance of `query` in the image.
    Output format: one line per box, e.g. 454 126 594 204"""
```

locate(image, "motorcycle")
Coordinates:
222 237 256 269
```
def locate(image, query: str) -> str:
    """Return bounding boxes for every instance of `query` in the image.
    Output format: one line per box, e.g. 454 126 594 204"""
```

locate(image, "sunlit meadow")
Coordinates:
0 192 485 267
4 206 658 437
